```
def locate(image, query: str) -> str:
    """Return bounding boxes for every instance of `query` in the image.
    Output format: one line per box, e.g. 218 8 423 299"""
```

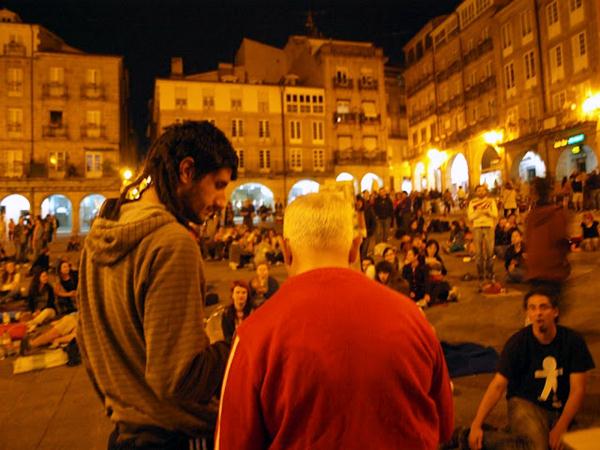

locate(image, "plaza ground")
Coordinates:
1 223 599 450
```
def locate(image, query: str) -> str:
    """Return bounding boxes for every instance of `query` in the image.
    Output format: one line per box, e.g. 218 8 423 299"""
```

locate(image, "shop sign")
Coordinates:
554 133 585 149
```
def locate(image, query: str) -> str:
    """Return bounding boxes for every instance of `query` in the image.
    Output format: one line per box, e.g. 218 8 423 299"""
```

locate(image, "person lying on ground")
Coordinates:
20 312 78 355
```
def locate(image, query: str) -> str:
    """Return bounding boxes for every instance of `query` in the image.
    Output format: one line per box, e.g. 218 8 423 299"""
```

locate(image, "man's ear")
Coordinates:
282 238 293 267
348 235 362 264
179 157 196 185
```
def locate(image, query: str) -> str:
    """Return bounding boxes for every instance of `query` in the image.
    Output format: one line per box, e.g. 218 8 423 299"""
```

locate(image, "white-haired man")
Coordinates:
216 193 453 450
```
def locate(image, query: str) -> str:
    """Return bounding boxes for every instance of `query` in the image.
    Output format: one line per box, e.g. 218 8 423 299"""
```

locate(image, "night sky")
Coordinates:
2 0 461 152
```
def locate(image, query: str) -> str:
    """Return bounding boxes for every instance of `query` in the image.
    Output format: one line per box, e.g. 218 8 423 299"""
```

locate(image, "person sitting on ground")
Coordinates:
466 288 595 450
67 234 80 252
252 234 273 266
361 256 376 280
25 269 59 332
221 280 253 344
382 246 400 272
54 260 78 315
29 246 50 276
20 312 78 355
494 217 511 259
580 212 599 252
445 221 466 253
402 247 429 307
412 235 427 256
248 262 279 308
505 229 526 283
266 230 285 265
424 240 457 305
0 260 21 301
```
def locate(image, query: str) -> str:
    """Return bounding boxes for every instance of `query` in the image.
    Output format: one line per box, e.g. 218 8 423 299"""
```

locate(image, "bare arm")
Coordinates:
469 373 508 450
549 372 588 450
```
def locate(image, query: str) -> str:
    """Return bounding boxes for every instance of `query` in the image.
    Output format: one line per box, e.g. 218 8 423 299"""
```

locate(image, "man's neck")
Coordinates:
288 254 349 277
533 325 557 345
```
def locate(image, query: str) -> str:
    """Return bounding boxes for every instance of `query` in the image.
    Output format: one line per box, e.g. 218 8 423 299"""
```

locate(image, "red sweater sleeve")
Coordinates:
216 337 268 450
431 341 454 443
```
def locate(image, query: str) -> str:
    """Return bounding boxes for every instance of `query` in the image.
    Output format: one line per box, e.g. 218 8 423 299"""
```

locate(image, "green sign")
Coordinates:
554 133 585 149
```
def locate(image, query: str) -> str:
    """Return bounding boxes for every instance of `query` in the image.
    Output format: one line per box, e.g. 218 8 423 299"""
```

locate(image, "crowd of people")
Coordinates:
0 121 597 450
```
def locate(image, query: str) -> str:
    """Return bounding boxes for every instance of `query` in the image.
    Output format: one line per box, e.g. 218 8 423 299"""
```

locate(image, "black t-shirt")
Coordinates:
58 271 78 314
581 221 599 239
498 326 595 411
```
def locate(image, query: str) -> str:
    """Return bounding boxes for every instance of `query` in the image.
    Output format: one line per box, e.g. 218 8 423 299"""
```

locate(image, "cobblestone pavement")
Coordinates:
1 222 599 449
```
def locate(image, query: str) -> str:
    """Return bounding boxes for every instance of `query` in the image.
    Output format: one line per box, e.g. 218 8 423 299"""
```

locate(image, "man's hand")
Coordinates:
549 423 567 450
468 425 484 450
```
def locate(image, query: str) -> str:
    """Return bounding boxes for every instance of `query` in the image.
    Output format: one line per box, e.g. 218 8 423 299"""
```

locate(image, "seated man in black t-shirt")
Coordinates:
467 288 595 450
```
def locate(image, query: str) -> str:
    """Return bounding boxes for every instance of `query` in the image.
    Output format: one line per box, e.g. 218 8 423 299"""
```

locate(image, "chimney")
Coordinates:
171 57 183 78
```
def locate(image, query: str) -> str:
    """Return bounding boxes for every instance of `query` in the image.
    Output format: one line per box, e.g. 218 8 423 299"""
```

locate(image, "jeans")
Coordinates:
473 227 495 280
482 397 560 450
376 218 391 243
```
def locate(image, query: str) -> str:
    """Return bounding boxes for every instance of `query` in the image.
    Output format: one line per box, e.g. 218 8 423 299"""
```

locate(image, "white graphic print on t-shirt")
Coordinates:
534 356 564 408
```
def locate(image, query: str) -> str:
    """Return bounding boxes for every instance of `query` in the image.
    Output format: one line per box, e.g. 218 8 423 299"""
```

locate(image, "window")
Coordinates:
552 91 567 111
85 152 102 177
2 149 23 177
335 67 349 85
338 135 352 150
363 136 378 151
468 72 477 89
504 62 516 92
521 10 532 38
49 151 66 172
286 94 298 113
50 67 64 83
7 108 23 133
547 1 559 26
231 119 244 138
299 94 311 113
313 149 325 171
501 23 512 51
290 148 302 171
236 149 245 170
336 100 350 114
312 95 324 113
175 87 187 109
231 98 242 110
484 61 493 78
576 32 587 57
361 101 377 118
258 100 269 113
7 68 23 96
524 51 536 80
203 96 214 110
50 110 63 126
86 69 100 85
412 132 418 146
527 98 538 119
312 121 324 142
259 149 271 170
420 128 427 143
289 120 302 142
569 0 582 12
552 45 563 68
86 110 102 137
258 120 270 138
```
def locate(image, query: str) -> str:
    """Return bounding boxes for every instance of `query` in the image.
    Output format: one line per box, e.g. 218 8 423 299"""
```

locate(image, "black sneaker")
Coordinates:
19 335 30 356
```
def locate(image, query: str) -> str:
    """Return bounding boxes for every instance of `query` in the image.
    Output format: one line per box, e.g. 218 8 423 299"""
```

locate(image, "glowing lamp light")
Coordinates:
582 94 600 114
427 148 447 169
121 168 133 182
483 130 504 146
49 155 58 165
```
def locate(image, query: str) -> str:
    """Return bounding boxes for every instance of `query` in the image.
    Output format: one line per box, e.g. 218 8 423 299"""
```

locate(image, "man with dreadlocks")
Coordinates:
78 121 238 450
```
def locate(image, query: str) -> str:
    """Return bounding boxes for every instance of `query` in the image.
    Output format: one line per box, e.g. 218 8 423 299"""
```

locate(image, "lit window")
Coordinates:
85 152 103 177
49 151 66 172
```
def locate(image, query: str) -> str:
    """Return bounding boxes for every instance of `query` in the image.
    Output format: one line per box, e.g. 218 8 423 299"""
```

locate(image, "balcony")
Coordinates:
407 73 434 97
332 77 354 89
6 81 23 96
42 83 68 99
448 94 464 110
359 113 381 125
445 115 497 146
6 123 22 134
333 112 358 125
408 103 436 126
3 41 26 56
465 75 497 101
81 124 106 139
358 78 378 90
42 125 69 139
463 37 494 66
80 83 106 100
518 118 543 137
333 149 387 166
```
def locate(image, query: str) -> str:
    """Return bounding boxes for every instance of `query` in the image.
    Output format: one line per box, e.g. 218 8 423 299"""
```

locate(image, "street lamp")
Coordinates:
483 130 504 147
121 168 133 183
582 93 600 115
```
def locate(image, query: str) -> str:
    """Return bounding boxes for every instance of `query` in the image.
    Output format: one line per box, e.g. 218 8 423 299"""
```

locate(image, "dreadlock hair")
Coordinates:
101 121 238 224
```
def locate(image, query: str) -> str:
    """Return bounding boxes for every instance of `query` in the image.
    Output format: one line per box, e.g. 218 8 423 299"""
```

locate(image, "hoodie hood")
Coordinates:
84 201 177 266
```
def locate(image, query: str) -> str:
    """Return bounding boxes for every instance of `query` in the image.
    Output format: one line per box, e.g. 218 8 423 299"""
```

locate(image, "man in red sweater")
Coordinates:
216 192 453 449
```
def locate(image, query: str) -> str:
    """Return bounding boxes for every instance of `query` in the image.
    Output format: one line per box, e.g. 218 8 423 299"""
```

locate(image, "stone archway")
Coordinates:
0 194 31 223
556 145 598 181
79 194 106 233
511 151 547 182
288 179 319 204
446 153 469 194
231 183 275 214
480 146 502 189
336 172 359 193
41 194 73 233
414 162 426 191
360 173 383 192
